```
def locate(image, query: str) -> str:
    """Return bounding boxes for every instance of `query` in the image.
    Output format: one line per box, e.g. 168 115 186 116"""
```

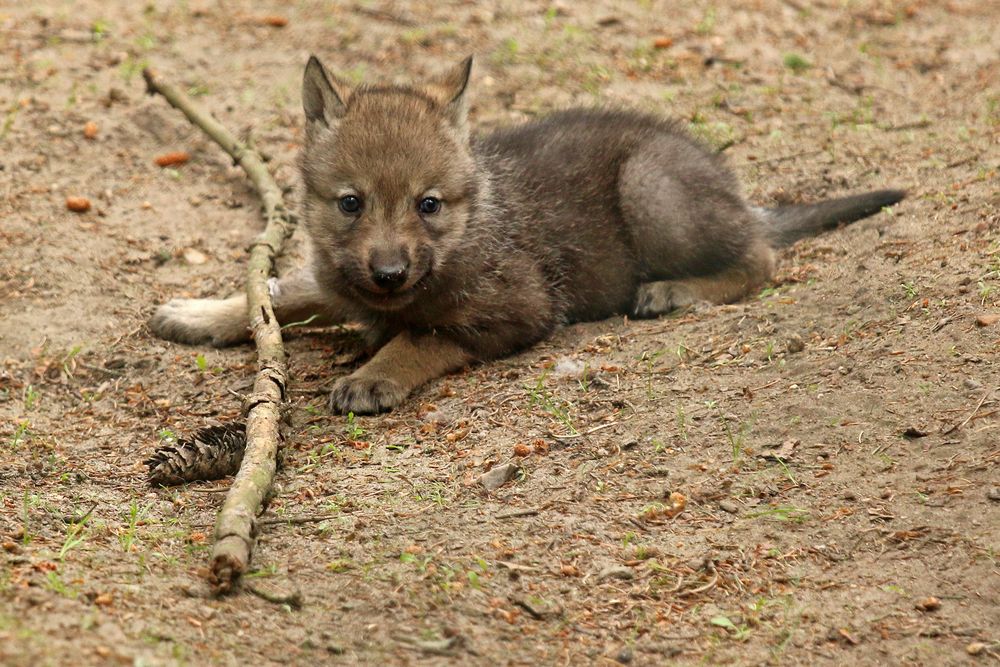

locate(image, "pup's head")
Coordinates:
299 55 478 311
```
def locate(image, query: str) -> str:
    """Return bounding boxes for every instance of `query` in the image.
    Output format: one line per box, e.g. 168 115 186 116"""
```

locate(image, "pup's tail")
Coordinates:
759 189 905 248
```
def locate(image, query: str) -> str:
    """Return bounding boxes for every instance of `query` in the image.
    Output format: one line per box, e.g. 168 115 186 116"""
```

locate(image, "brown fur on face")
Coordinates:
299 58 480 312
148 55 904 415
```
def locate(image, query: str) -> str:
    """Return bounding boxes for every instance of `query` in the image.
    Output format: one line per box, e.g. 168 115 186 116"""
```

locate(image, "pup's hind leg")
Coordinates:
617 134 775 319
631 241 774 318
149 268 346 346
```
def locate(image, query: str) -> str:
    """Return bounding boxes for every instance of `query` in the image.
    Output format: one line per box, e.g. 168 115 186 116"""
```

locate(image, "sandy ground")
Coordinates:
1 0 998 665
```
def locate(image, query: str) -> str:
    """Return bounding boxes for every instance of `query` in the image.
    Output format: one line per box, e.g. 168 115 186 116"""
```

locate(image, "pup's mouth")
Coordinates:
352 270 431 310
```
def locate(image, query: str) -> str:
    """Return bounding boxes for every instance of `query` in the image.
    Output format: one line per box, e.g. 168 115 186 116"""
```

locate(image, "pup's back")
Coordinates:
475 108 759 321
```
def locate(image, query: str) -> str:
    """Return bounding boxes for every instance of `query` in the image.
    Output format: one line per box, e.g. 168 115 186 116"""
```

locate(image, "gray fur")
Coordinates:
149 56 905 413
757 189 906 247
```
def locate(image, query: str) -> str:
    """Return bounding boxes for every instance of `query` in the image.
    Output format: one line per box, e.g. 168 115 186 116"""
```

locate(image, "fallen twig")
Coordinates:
677 569 719 597
245 582 304 609
257 513 345 527
497 560 540 573
878 119 932 132
59 501 98 524
351 3 417 25
548 421 618 440
942 388 995 435
946 154 979 169
495 507 542 520
736 149 824 168
143 66 296 593
395 635 464 656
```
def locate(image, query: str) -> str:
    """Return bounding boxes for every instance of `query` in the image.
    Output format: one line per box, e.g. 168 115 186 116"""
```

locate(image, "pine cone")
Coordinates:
146 422 247 486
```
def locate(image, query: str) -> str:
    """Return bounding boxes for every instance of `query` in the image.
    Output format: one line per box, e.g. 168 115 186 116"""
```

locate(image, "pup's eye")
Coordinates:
418 197 441 215
339 195 362 214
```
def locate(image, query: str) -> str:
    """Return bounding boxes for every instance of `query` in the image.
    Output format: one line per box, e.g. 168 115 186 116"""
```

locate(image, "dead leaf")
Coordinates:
837 628 858 645
967 642 987 656
890 528 927 542
445 426 471 443
663 492 687 518
915 596 941 612
760 439 798 462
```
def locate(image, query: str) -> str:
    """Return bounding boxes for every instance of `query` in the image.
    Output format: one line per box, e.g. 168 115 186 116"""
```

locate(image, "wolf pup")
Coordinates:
150 55 904 414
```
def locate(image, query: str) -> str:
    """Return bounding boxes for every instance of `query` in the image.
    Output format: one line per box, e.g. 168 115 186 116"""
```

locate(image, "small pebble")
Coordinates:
478 463 521 491
615 647 634 663
785 333 805 354
963 378 982 391
719 500 739 514
987 487 1000 502
183 248 208 265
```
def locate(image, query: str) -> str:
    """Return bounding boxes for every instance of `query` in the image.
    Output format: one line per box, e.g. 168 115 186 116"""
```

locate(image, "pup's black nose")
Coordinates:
370 263 408 290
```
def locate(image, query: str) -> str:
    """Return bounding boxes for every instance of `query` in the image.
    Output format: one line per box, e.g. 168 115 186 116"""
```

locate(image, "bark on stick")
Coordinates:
142 67 295 593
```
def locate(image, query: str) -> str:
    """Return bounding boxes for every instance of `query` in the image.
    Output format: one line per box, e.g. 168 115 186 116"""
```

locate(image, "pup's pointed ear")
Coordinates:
426 55 473 136
302 55 349 131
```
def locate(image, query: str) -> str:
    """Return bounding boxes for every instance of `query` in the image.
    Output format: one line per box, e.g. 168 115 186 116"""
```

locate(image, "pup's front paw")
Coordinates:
149 297 249 347
328 374 407 414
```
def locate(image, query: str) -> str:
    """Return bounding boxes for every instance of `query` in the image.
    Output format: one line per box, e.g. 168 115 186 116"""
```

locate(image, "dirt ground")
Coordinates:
1 0 998 665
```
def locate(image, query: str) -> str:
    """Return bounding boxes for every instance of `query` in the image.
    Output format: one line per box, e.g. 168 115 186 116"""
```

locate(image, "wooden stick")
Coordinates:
142 66 296 593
